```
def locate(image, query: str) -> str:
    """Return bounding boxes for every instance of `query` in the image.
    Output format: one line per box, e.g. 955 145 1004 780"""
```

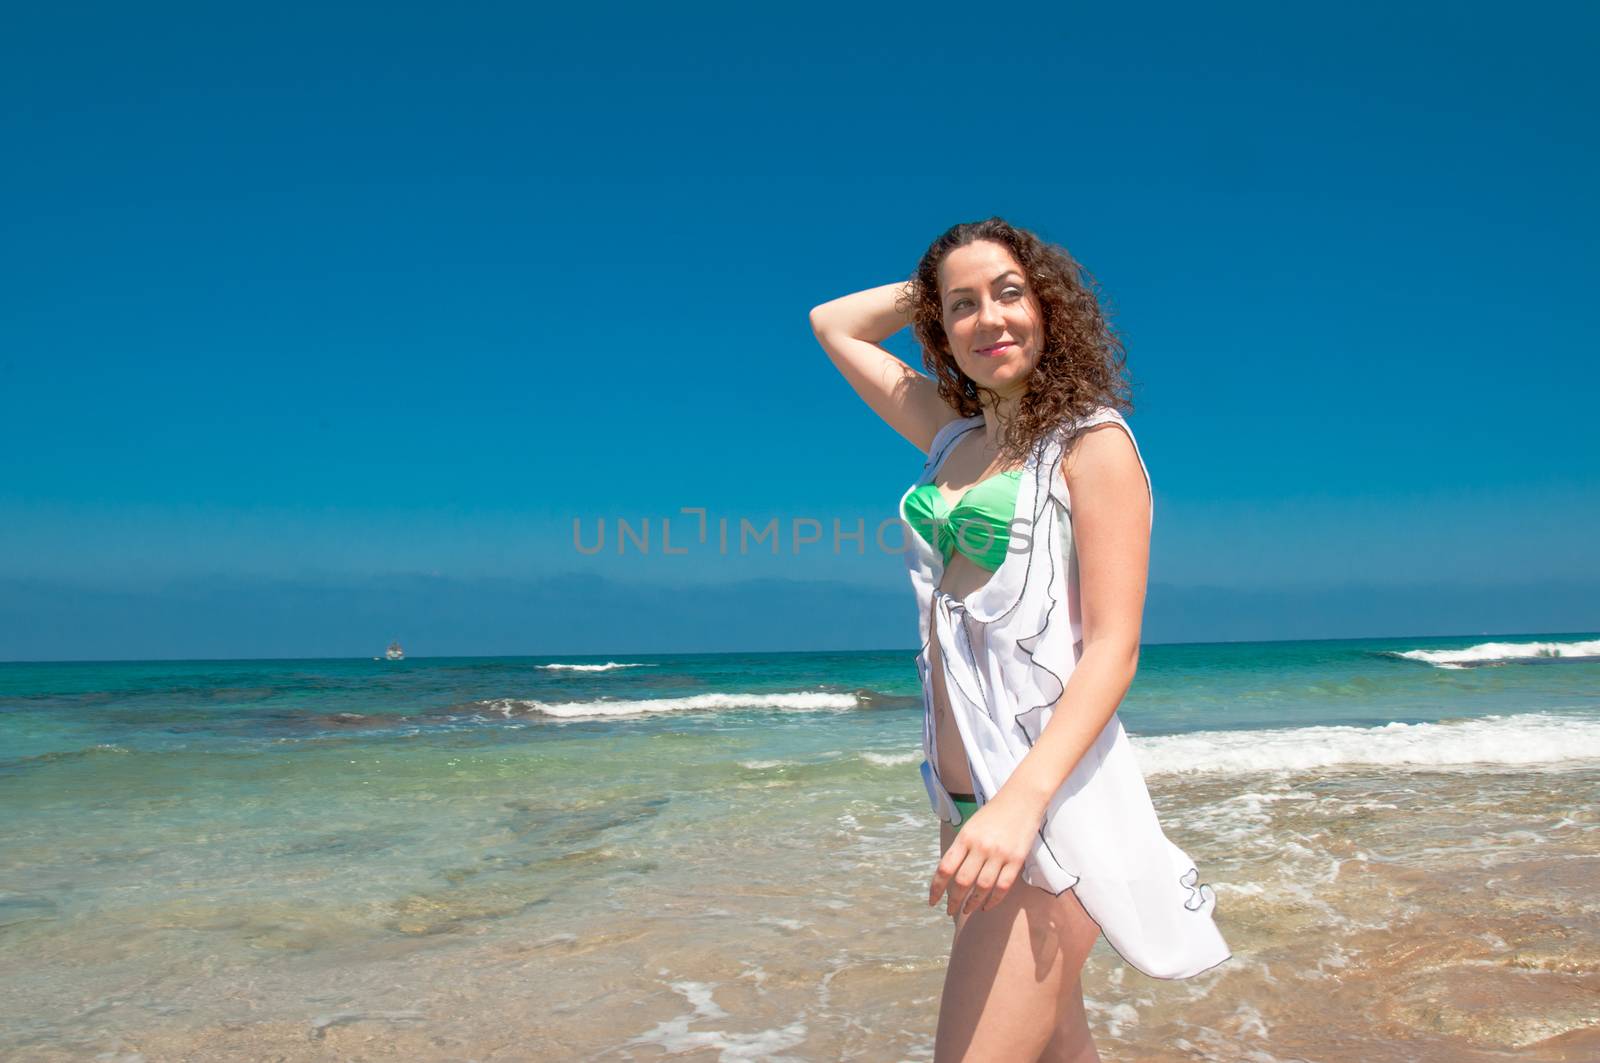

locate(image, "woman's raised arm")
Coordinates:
809 281 960 454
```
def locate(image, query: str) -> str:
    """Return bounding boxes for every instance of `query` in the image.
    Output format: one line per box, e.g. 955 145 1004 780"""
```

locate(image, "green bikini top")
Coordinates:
902 468 1023 572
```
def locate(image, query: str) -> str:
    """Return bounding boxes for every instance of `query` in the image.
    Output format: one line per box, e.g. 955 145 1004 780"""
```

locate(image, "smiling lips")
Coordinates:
976 342 1014 356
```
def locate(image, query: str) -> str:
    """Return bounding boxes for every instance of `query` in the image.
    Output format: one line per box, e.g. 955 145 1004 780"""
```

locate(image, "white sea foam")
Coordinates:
622 978 808 1060
1083 995 1140 1038
1133 712 1600 776
536 661 653 672
478 691 859 719
1388 638 1600 669
1230 1003 1271 1039
860 750 921 767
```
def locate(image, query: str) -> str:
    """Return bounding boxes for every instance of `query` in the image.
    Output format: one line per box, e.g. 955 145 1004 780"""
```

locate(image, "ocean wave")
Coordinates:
0 743 136 770
1384 638 1600 669
475 691 861 719
536 662 654 672
860 750 922 767
849 689 922 710
1133 712 1600 776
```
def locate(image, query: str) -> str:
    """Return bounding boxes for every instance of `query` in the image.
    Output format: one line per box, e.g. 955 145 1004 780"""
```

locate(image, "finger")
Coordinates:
947 863 987 917
963 856 1005 915
963 861 1002 915
948 877 974 918
928 838 970 906
944 853 982 917
981 862 1022 910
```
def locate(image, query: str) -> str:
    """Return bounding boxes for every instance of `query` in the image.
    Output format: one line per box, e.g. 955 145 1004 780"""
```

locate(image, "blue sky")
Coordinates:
2 2 1596 659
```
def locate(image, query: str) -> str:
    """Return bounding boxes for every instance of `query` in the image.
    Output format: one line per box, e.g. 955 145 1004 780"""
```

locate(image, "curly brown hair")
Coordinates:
898 217 1133 465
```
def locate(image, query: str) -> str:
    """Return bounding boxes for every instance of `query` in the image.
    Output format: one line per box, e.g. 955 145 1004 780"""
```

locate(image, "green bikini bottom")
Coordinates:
950 791 979 831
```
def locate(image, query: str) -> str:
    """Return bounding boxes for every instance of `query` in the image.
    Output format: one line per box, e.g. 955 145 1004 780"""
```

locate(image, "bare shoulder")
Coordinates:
902 389 968 456
1061 420 1150 503
921 411 974 458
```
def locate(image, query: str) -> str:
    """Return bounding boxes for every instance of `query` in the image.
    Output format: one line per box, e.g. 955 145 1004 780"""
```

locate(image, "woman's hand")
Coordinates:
928 789 1045 917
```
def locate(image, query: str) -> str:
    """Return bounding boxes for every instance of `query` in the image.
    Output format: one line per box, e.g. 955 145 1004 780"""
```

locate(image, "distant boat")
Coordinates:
385 641 405 661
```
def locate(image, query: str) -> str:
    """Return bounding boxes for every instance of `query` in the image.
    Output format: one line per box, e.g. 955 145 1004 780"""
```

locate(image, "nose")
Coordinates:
977 296 1006 330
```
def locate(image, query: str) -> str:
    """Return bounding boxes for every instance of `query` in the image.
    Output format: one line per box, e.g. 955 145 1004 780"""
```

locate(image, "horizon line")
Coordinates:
4 627 1597 666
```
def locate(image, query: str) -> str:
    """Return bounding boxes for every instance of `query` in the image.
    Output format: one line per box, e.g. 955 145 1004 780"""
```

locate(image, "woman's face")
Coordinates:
937 240 1045 400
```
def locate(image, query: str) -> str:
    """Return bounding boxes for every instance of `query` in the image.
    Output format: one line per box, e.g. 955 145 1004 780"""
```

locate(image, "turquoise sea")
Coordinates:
3 632 1599 1060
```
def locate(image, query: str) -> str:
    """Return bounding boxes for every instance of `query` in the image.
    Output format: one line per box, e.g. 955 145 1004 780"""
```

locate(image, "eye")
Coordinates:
949 288 1021 312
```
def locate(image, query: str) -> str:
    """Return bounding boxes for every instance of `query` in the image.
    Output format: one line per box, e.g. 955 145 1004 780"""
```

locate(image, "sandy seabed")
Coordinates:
5 767 1598 1062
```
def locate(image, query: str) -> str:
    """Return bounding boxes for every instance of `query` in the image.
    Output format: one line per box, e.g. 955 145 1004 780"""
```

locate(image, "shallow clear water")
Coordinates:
3 632 1598 1060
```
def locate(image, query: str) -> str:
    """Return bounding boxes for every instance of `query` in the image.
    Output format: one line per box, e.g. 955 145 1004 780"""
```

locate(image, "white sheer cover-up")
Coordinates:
901 408 1231 980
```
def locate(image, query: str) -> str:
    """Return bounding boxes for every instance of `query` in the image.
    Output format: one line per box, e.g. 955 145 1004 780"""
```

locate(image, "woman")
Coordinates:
809 218 1230 1062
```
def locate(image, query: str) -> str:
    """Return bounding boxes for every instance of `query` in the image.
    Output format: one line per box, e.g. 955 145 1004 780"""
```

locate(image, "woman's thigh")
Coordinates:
933 821 1101 1062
